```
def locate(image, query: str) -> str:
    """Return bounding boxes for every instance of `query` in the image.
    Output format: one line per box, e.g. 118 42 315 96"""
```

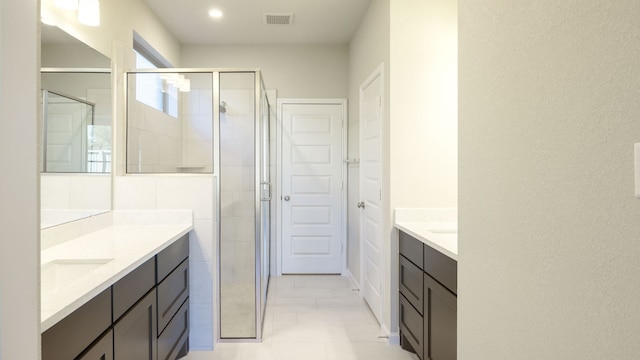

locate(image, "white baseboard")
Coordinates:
343 268 360 291
384 324 400 345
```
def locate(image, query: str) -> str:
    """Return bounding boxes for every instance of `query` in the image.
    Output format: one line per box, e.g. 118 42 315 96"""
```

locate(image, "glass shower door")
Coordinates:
218 70 270 341
258 84 271 332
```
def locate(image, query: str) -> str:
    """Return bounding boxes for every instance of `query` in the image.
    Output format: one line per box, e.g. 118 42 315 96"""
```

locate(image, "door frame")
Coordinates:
276 98 348 276
359 64 385 322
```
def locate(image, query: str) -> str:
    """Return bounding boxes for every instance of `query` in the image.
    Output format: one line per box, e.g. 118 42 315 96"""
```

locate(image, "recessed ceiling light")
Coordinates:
208 9 223 18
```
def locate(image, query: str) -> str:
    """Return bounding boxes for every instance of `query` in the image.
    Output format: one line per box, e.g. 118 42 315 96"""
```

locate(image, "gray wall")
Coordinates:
459 1 640 358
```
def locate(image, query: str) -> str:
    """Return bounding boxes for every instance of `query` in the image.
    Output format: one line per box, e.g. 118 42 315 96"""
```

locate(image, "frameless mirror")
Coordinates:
40 25 112 229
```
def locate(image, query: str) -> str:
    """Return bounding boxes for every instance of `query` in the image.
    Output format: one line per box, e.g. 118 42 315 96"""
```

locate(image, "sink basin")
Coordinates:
41 259 113 297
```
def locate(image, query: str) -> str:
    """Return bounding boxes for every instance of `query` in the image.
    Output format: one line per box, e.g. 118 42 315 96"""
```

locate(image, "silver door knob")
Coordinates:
357 201 365 209
283 195 291 201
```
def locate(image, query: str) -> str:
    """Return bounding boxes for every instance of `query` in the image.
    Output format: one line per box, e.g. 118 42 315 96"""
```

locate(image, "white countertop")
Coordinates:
41 223 192 332
395 221 458 261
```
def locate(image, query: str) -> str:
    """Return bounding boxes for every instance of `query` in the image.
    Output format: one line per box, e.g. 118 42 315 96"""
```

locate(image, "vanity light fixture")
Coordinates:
208 9 223 19
54 0 78 10
77 0 100 26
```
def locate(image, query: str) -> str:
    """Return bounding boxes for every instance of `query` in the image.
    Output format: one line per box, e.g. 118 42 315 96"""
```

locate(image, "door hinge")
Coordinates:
379 96 382 108
379 189 382 200
341 243 344 254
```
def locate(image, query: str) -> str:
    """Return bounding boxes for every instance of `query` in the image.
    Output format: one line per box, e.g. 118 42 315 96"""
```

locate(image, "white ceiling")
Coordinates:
143 0 372 45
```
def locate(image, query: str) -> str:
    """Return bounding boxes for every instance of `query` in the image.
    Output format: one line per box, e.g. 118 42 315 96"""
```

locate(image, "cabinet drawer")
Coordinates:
158 300 189 360
113 257 156 321
399 255 423 315
399 231 424 269
157 259 189 334
424 244 457 295
77 329 113 360
42 288 112 360
157 234 189 283
399 293 424 359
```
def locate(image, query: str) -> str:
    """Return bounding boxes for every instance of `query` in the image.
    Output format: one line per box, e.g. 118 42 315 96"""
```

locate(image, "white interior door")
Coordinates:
360 66 384 322
281 101 345 274
44 96 88 172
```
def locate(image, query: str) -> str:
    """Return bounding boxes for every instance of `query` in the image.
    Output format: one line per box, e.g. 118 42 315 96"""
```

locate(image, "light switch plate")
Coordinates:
635 143 640 197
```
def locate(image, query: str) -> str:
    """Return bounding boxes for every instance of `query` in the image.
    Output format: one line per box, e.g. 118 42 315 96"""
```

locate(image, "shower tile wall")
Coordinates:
127 73 213 173
127 99 183 172
220 87 256 338
182 77 213 172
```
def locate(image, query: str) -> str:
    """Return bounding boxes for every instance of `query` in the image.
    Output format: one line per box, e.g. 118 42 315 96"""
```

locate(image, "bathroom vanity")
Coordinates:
40 212 192 360
395 218 458 360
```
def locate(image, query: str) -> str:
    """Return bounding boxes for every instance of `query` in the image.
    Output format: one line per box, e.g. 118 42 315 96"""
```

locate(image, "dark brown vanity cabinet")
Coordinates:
42 233 190 360
399 231 457 360
156 234 190 360
77 330 114 360
42 288 112 360
114 289 158 360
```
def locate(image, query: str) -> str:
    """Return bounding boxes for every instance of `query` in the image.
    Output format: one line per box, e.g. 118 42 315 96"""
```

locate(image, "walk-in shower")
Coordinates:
125 69 271 341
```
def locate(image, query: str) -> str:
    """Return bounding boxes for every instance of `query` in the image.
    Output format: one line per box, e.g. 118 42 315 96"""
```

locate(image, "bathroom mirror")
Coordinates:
40 25 112 229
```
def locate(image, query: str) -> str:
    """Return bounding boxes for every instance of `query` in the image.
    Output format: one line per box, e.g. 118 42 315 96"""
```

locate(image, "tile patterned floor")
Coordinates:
184 275 418 360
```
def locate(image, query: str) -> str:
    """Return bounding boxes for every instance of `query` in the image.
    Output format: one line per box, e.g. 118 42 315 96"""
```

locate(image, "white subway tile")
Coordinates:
156 176 214 220
113 176 157 210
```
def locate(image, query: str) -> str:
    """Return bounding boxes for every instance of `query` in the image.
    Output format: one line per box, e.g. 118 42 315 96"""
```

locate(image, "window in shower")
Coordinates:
126 71 214 173
132 33 178 118
133 51 179 118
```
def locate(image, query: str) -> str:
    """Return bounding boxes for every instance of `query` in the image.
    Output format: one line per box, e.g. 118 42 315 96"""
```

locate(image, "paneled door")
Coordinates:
280 100 345 274
360 65 384 323
43 90 90 172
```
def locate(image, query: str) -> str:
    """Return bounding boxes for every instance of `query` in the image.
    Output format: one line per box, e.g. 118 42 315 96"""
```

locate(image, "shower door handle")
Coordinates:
260 182 271 201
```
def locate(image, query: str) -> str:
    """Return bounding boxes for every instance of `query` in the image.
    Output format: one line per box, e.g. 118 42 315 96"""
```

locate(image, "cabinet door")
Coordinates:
424 274 457 360
77 330 113 360
114 289 158 360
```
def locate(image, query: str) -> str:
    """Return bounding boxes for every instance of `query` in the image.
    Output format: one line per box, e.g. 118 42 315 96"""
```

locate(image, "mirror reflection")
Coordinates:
40 25 112 229
41 74 111 173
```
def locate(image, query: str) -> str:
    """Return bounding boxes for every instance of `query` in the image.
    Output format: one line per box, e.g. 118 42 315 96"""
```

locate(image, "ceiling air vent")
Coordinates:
264 13 294 25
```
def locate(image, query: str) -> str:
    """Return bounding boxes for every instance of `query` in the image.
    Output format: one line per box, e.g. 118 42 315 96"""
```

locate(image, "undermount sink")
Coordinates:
41 258 113 297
